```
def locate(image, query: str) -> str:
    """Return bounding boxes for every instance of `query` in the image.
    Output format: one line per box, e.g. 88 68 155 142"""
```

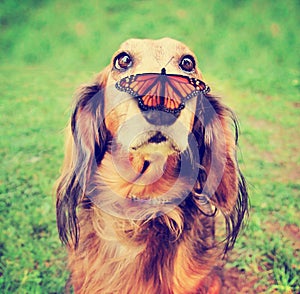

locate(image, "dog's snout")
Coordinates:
142 110 179 126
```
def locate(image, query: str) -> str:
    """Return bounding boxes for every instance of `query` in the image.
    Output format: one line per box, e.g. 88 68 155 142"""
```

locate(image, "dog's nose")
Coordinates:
142 110 179 126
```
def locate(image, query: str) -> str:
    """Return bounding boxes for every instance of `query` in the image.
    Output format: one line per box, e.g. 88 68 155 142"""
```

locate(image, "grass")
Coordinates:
0 0 299 293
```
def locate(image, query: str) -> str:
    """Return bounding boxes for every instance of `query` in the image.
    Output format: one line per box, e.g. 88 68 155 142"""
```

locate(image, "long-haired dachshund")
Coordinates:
56 38 248 294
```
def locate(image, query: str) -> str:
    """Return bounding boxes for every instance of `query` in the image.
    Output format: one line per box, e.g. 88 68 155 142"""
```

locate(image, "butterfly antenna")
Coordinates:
161 56 174 74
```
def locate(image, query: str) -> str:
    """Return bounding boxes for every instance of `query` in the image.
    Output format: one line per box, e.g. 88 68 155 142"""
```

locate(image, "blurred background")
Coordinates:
0 0 299 293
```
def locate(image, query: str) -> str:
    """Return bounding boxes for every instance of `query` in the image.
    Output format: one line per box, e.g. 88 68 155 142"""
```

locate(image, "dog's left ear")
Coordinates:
56 67 109 247
194 94 248 251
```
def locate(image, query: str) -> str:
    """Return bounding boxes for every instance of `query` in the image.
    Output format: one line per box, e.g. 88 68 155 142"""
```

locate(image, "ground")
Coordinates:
221 223 300 293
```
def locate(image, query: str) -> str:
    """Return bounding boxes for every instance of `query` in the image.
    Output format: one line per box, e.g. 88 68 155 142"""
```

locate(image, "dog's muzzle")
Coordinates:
141 109 179 126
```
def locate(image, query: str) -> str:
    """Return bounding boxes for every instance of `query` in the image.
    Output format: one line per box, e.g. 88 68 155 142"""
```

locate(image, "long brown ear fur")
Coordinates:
193 93 248 252
56 68 109 247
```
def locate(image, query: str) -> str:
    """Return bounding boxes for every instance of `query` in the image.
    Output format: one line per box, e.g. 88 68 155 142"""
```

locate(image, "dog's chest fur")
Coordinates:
69 196 216 294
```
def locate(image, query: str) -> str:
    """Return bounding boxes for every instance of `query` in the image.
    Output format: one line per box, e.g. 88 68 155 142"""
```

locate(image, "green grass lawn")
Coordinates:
1 0 299 293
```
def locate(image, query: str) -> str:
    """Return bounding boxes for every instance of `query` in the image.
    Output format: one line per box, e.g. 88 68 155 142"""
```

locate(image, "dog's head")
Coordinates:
56 38 248 250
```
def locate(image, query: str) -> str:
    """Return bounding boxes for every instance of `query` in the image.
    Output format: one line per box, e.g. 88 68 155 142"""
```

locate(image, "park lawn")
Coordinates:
1 0 299 293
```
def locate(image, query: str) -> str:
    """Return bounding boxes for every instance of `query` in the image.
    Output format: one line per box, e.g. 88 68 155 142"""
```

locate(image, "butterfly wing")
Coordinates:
160 74 210 112
116 73 159 97
116 73 164 111
115 72 210 113
166 75 210 99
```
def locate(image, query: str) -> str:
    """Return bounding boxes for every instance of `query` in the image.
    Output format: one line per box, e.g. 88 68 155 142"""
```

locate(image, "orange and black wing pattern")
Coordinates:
115 68 210 113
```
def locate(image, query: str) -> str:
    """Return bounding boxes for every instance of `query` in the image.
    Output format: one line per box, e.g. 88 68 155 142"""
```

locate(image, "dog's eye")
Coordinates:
179 55 196 72
114 52 133 71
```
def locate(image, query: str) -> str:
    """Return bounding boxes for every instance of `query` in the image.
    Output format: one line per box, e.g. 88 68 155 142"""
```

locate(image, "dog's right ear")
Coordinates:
193 93 248 252
56 67 109 247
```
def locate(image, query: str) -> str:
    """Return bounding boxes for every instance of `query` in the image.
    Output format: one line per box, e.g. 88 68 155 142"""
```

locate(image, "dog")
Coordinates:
56 38 248 294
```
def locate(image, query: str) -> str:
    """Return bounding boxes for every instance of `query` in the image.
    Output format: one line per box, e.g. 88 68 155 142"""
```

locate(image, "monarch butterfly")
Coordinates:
115 68 210 113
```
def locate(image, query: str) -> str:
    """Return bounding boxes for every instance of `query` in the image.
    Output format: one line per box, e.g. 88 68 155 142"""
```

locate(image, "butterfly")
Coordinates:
115 68 210 113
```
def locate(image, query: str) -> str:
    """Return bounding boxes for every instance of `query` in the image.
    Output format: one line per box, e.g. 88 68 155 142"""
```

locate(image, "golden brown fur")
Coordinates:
56 38 248 293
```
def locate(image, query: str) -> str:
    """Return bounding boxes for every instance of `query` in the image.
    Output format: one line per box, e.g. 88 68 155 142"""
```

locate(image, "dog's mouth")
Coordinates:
147 132 167 144
127 131 180 184
130 131 180 153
